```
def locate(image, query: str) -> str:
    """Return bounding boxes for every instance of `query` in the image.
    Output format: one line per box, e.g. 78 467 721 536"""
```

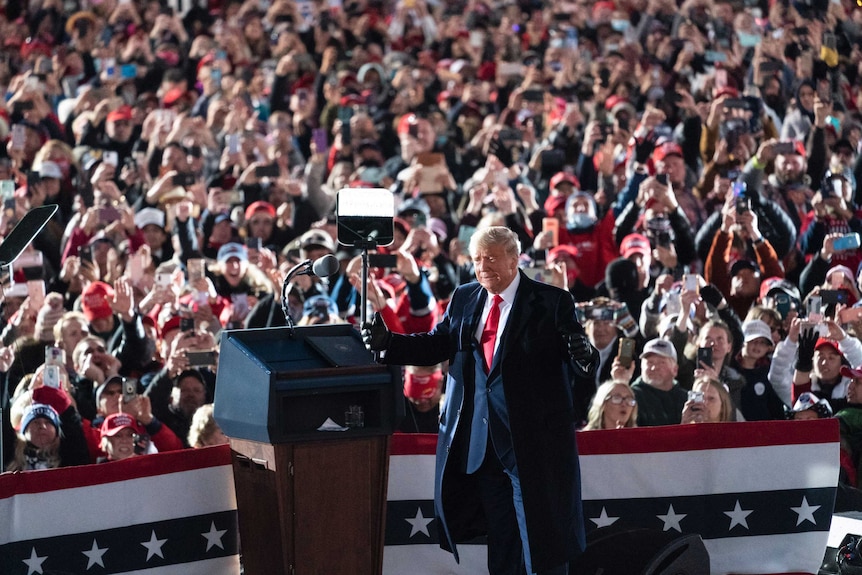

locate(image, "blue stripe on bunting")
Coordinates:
0 510 237 575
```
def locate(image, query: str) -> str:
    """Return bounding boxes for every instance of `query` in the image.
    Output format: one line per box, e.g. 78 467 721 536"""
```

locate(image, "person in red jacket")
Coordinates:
540 189 616 297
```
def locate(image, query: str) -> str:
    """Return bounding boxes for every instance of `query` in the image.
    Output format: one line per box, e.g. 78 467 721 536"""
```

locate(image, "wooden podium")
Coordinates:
213 325 403 575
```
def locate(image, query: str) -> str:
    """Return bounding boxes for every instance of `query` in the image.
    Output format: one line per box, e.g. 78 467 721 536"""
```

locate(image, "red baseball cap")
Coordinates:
550 172 580 191
652 142 683 164
107 105 133 123
404 370 443 400
81 281 115 321
100 412 142 438
841 366 862 379
162 87 186 107
815 338 842 356
244 200 276 220
621 233 651 259
543 195 568 216
548 244 579 262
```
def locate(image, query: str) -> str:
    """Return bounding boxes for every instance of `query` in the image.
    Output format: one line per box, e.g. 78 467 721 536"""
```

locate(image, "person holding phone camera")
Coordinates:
800 171 862 276
696 145 797 267
81 374 183 462
680 377 734 424
799 251 862 312
5 378 89 471
731 319 787 421
792 319 862 413
704 194 784 318
144 323 217 447
743 138 816 241
676 319 745 414
614 172 698 268
578 298 641 396
79 104 137 174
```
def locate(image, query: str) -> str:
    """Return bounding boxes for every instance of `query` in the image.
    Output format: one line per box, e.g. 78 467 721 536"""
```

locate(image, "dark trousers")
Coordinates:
473 445 568 575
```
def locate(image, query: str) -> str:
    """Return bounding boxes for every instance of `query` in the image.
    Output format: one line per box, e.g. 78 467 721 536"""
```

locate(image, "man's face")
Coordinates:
173 376 207 416
142 224 166 250
247 214 274 240
107 118 133 144
815 347 843 381
76 339 112 374
641 353 678 387
775 154 805 184
473 242 518 295
731 269 760 298
98 382 122 416
90 315 115 334
586 319 617 348
699 326 730 364
221 257 246 287
210 220 233 244
657 155 685 187
744 338 773 361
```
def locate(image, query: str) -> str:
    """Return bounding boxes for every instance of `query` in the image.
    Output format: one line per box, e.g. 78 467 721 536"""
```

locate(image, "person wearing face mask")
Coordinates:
535 189 617 298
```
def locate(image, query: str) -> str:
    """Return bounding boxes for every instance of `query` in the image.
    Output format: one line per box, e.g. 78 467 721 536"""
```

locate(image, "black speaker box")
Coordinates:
571 527 710 575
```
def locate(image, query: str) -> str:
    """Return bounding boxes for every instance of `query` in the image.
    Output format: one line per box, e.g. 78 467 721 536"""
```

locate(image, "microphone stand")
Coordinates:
360 249 369 329
281 259 312 338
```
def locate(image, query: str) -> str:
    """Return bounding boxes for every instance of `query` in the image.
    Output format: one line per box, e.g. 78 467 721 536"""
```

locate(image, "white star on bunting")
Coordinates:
202 521 227 551
791 496 821 526
657 504 687 532
406 507 434 537
23 547 47 575
724 500 753 530
590 507 619 528
82 539 108 569
141 530 167 561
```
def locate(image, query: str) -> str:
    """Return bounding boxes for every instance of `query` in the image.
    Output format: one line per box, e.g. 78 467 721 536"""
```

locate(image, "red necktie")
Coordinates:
481 295 503 373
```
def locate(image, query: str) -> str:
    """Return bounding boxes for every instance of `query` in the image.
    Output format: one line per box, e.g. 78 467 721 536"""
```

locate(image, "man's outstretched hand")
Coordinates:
362 312 392 352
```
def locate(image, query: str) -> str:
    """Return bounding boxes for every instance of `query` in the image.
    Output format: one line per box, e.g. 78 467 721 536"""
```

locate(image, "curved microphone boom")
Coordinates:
281 254 340 334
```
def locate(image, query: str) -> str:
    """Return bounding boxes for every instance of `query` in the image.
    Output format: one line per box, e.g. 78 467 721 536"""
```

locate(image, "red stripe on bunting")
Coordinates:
0 444 232 499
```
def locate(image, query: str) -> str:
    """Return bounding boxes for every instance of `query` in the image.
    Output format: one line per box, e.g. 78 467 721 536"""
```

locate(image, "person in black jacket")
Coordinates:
5 383 89 471
694 182 796 265
614 173 698 267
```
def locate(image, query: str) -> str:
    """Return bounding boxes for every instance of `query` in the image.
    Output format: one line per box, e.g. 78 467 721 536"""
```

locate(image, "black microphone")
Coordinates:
281 254 341 332
311 254 339 278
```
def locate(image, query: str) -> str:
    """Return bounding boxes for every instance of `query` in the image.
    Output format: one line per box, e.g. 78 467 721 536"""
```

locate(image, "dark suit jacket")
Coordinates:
384 271 589 572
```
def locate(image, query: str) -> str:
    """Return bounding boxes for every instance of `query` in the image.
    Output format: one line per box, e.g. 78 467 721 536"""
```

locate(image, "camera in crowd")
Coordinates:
645 215 674 249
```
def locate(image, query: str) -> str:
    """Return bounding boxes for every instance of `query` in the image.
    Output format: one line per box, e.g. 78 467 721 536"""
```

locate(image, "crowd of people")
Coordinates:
0 0 861 507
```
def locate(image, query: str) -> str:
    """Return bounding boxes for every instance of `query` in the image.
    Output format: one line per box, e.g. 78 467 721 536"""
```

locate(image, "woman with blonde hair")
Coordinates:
582 380 638 430
5 370 89 471
187 404 228 448
681 377 734 424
